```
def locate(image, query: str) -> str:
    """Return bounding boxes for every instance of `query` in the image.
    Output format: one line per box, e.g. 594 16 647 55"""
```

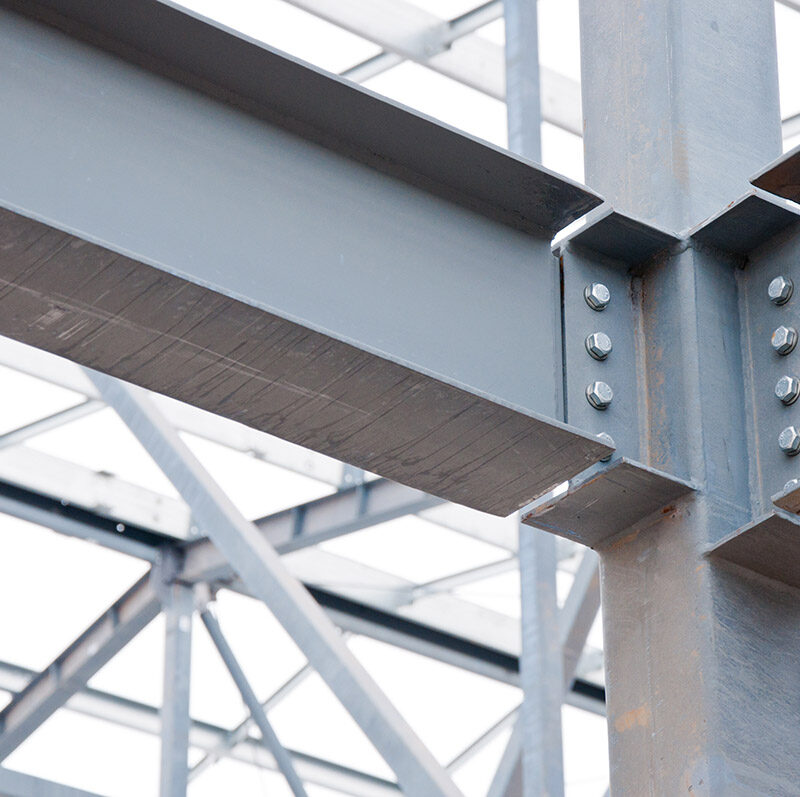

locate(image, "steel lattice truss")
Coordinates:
0 1 799 796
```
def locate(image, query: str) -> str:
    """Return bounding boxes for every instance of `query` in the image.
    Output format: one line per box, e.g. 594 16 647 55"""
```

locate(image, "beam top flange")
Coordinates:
9 0 602 236
521 458 695 549
556 206 682 265
707 509 800 590
688 189 800 255
751 144 800 205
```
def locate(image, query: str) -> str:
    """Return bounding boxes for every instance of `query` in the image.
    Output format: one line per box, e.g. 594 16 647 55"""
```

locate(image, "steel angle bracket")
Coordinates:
751 143 800 205
521 457 695 549
554 207 683 459
706 507 800 590
689 189 800 511
0 0 608 517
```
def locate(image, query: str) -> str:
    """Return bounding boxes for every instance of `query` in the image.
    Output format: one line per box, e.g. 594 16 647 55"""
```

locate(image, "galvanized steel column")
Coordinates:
578 1 796 794
159 582 194 797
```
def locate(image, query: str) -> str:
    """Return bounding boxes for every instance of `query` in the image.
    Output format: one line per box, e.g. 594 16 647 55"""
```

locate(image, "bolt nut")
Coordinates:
584 283 611 311
769 276 794 305
596 432 615 461
779 426 800 456
784 478 800 493
585 332 613 360
776 375 800 405
586 381 613 410
771 325 798 355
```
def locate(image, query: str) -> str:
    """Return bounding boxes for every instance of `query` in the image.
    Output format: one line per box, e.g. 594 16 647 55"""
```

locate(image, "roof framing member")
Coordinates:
0 660 400 797
0 571 162 761
0 768 104 797
0 0 609 517
89 371 464 797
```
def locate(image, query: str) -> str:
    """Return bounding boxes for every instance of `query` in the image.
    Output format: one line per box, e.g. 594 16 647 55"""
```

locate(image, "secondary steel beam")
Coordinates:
0 768 103 797
200 607 308 797
159 583 193 797
89 373 463 797
0 400 102 450
188 662 313 781
0 0 608 518
0 660 399 797
0 572 161 760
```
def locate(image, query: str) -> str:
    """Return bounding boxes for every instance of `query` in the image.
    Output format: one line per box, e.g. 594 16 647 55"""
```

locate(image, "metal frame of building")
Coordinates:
0 0 799 795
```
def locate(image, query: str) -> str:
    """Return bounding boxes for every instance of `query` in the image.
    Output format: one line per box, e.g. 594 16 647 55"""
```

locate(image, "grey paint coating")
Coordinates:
0 4 599 419
0 209 609 516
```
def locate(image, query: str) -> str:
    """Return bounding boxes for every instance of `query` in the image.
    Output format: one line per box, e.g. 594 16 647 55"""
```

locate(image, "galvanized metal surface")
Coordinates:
708 509 800 589
523 458 695 548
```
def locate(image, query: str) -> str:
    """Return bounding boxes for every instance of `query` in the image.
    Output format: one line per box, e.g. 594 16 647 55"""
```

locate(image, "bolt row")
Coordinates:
584 283 613 410
584 283 615 460
770 276 800 456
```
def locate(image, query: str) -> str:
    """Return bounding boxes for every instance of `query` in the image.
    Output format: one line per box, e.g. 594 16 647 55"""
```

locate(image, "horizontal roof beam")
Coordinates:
0 1 608 516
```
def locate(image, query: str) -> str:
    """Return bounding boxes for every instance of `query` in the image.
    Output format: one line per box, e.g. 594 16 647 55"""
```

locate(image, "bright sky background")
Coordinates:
0 1 798 796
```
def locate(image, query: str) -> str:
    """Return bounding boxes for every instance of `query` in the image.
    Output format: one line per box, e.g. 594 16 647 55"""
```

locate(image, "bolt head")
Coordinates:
771 325 798 355
779 426 800 456
784 478 800 493
584 283 611 311
776 375 800 405
585 331 613 360
596 432 615 461
768 276 794 305
586 381 613 410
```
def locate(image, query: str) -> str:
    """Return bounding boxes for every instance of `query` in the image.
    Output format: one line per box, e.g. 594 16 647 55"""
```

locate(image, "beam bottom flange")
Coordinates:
708 509 800 589
521 458 695 548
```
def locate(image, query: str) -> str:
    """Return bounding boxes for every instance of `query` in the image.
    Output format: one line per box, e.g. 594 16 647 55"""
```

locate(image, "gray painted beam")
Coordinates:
200 608 308 797
750 143 800 204
0 768 104 797
89 372 463 797
159 583 194 797
0 1 608 517
0 572 161 761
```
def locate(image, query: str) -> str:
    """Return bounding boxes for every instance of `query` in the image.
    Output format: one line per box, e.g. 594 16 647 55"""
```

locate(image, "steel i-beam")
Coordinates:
0 0 610 519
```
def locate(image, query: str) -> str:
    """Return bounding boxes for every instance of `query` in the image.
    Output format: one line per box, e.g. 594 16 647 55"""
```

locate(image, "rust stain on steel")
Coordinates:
608 528 641 551
614 704 651 733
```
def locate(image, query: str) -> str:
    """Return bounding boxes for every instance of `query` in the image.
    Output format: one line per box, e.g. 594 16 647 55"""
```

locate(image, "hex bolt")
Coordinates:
586 381 613 410
585 331 613 360
584 283 611 311
778 426 800 456
768 276 794 305
771 325 798 356
775 375 800 405
596 431 615 461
